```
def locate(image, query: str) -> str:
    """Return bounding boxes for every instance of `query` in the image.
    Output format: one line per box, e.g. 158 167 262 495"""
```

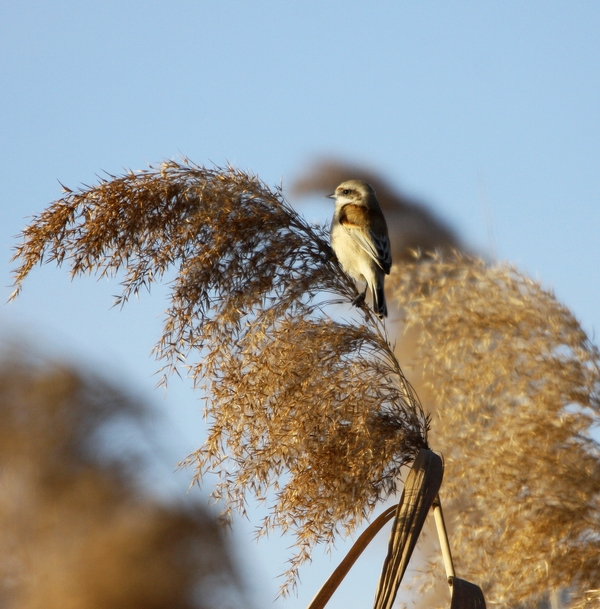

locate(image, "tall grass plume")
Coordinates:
10 159 429 592
392 253 600 608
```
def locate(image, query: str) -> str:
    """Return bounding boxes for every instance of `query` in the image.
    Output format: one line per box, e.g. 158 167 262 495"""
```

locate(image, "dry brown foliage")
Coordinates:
391 253 600 608
569 590 600 609
0 348 247 609
10 160 429 592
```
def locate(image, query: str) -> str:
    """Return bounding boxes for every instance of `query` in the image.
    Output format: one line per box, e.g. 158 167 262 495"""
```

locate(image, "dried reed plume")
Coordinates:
0 347 247 609
10 159 429 592
391 253 600 608
569 590 600 609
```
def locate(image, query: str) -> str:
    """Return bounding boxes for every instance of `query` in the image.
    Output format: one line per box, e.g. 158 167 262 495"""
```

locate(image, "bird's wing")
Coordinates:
340 205 392 274
340 221 391 274
372 231 392 274
355 229 392 274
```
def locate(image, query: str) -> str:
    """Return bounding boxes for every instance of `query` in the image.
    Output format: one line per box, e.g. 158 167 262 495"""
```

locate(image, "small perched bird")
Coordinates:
328 179 392 317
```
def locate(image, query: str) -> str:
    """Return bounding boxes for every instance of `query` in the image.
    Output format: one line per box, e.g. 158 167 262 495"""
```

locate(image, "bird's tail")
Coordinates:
372 280 387 318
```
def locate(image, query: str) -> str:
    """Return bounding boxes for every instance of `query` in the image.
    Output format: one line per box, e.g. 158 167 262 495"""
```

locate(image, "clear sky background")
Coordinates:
1 2 599 608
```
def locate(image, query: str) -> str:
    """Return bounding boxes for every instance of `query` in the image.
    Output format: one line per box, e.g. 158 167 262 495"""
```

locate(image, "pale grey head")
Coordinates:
326 179 379 209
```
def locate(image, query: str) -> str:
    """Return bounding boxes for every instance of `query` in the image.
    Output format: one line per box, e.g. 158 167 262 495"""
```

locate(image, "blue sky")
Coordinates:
1 2 599 607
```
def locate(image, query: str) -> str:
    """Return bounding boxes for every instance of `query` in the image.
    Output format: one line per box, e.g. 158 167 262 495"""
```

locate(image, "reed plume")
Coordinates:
0 346 247 609
391 253 600 608
569 590 600 609
10 159 429 593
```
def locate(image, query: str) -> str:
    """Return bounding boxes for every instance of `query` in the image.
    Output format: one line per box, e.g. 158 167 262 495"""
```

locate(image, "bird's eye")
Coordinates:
342 189 350 195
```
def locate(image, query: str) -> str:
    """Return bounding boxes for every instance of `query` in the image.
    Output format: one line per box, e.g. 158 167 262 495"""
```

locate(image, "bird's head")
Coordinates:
326 179 378 209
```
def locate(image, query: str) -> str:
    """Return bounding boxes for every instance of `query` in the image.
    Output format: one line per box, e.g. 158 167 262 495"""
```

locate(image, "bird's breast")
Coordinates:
331 221 376 282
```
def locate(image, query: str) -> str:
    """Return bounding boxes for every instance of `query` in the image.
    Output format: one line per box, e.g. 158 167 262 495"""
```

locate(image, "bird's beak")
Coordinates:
325 192 335 200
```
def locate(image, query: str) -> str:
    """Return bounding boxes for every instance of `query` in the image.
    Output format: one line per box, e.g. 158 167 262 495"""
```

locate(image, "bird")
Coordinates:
327 179 392 318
